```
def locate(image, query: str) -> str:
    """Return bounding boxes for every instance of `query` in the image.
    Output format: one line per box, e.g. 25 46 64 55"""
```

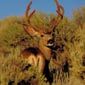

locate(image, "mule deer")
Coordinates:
19 0 64 83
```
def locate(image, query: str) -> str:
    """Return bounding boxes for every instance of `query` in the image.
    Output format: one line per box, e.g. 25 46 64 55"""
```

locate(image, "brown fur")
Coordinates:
21 47 45 73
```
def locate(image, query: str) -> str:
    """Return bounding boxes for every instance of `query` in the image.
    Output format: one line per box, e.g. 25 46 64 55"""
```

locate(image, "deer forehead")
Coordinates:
41 34 52 40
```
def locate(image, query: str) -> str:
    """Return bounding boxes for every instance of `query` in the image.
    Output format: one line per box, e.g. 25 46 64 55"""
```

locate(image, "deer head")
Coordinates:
19 0 64 60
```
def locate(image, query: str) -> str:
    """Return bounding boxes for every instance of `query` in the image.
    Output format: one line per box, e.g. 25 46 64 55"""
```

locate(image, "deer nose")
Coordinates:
46 39 54 48
47 39 54 45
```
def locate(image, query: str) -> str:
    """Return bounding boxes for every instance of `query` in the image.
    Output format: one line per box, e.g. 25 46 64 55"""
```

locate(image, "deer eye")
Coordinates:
41 35 44 37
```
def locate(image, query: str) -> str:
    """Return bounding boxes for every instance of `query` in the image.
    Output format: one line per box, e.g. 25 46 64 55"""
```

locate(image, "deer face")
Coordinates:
22 23 53 48
39 33 53 48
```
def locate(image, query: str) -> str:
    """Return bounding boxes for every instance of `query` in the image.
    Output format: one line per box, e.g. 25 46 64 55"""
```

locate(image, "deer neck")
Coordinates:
39 39 51 61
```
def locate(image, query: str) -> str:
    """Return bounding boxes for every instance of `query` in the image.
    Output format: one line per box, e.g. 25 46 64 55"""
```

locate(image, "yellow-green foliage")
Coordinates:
0 47 48 85
0 7 85 85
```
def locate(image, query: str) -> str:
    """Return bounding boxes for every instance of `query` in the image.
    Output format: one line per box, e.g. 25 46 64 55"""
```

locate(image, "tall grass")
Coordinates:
0 8 85 84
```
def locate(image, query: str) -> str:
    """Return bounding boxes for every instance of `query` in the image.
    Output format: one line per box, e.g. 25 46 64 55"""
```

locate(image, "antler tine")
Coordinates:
25 0 36 23
56 7 64 19
48 0 64 33
25 0 32 18
54 0 60 11
28 9 36 19
55 0 64 22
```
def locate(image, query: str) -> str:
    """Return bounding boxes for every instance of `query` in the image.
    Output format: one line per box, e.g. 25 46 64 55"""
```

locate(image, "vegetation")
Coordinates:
0 7 85 85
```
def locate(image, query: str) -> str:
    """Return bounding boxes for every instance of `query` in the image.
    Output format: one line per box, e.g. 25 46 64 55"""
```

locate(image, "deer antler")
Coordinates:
48 0 64 33
17 0 46 38
25 0 36 23
55 0 64 24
